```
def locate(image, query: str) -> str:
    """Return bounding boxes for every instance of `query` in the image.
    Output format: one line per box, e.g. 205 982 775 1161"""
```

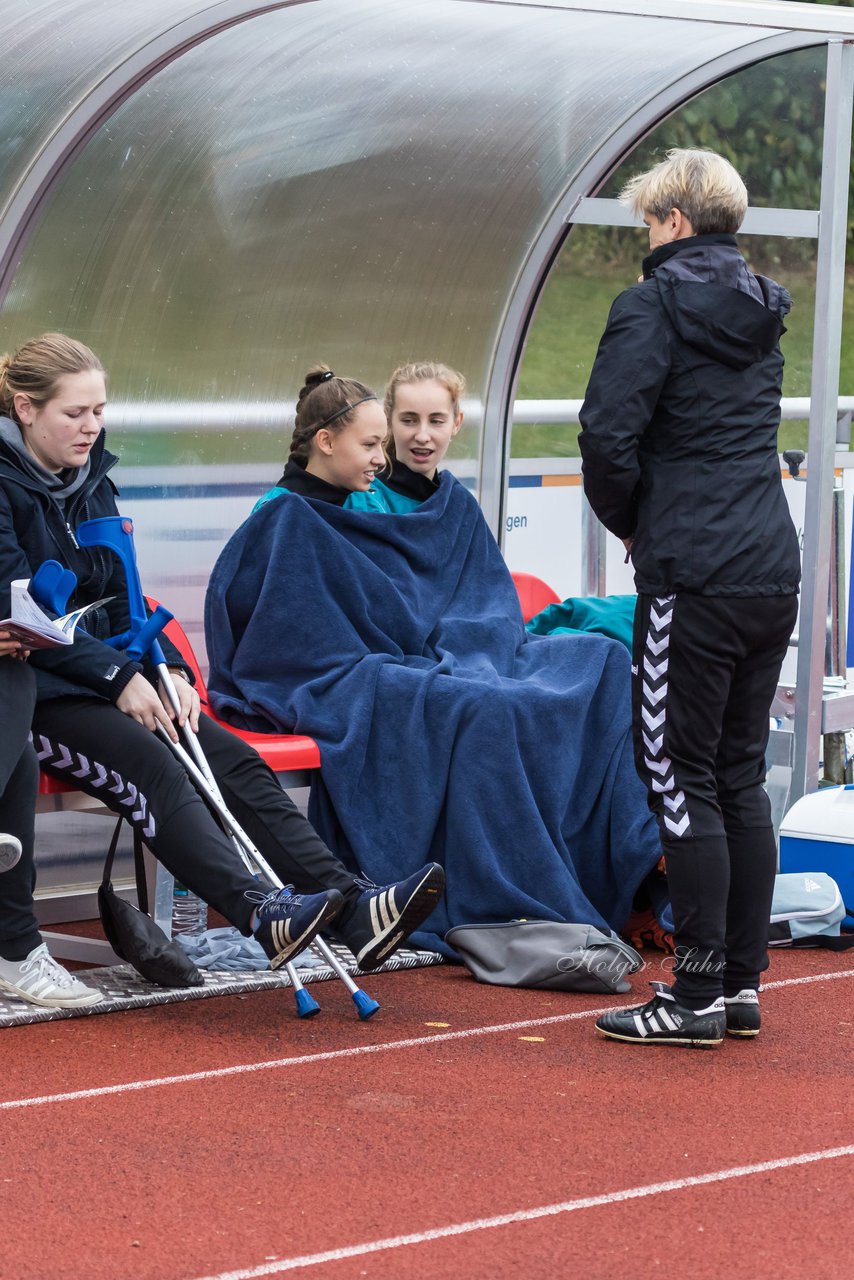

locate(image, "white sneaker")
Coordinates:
0 833 22 872
0 943 103 1008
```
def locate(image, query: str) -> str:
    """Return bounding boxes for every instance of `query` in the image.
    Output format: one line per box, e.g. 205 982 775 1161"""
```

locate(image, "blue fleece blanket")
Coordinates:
205 475 661 956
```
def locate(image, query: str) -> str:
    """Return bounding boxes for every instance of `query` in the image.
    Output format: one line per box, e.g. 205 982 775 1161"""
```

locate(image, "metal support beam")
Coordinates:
571 198 819 239
790 39 854 804
581 501 607 597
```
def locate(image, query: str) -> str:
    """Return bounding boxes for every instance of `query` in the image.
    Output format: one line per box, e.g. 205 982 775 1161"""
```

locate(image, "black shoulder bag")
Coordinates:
98 818 204 988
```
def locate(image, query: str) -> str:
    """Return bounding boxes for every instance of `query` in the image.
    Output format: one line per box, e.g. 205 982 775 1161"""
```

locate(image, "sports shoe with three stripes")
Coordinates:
0 942 103 1008
724 989 761 1038
338 863 445 972
251 885 344 970
595 981 725 1049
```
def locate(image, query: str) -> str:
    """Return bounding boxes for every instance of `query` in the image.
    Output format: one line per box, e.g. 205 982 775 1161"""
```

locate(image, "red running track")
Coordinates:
1 947 853 1280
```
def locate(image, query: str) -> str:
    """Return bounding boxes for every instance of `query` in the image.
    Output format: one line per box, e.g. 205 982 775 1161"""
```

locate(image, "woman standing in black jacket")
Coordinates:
579 150 800 1048
0 334 444 988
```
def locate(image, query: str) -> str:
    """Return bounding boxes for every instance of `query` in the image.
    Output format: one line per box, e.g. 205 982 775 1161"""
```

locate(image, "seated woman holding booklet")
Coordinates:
205 362 663 960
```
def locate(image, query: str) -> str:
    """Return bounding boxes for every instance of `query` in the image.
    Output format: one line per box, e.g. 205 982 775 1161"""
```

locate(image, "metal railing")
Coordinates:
103 395 854 430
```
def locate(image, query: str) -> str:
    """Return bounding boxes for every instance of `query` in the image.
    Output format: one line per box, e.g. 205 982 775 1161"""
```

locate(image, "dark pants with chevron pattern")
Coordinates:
29 696 362 942
0 661 41 960
632 592 798 1007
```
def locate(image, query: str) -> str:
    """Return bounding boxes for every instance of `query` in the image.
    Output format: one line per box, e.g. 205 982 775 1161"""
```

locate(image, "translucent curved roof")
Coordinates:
2 0 853 522
2 1 849 428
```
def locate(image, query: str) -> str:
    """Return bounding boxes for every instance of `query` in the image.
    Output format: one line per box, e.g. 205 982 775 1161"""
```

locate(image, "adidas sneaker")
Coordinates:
724 989 760 1038
0 943 103 1008
251 885 344 970
337 863 445 972
596 981 725 1048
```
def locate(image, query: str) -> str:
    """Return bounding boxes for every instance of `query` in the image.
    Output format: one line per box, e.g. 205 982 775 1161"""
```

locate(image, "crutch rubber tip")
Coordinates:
353 989 380 1020
295 988 321 1018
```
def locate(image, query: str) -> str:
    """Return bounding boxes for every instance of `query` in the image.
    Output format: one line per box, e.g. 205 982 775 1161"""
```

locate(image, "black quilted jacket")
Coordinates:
579 234 801 598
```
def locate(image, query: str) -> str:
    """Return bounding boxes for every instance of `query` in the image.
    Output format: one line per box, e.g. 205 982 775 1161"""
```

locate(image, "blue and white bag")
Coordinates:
769 872 854 950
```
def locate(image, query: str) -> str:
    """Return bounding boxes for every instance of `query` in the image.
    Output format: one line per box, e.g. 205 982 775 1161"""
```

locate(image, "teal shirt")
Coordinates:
370 476 422 514
252 484 391 515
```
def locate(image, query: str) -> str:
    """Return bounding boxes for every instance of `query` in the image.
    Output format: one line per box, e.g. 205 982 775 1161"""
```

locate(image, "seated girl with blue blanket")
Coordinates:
206 363 663 961
371 361 464 512
253 366 391 514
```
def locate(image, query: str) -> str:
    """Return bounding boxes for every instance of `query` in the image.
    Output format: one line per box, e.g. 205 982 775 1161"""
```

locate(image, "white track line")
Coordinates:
189 1144 854 1280
1 967 851 1113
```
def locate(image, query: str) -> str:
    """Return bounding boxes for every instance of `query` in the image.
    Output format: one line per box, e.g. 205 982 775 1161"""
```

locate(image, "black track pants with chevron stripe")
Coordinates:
31 696 360 934
632 592 798 1005
0 660 41 960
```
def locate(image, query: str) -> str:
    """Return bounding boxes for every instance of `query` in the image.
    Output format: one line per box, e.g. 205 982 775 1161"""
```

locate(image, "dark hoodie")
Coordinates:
0 421 185 702
578 234 801 597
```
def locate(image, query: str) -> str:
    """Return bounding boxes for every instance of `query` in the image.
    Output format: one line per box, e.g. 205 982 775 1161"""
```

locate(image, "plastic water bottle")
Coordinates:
171 881 208 937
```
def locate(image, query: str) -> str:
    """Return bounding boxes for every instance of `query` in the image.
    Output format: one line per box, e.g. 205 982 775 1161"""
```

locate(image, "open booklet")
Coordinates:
0 579 114 650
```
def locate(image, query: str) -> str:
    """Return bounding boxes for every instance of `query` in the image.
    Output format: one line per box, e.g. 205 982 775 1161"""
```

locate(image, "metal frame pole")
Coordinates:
790 39 854 804
581 501 607 597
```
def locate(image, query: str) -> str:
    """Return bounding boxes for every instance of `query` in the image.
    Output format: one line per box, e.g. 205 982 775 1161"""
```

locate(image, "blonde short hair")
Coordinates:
619 148 748 236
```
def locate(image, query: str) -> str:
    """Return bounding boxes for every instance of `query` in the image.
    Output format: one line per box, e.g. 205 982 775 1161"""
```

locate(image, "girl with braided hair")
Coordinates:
254 365 390 513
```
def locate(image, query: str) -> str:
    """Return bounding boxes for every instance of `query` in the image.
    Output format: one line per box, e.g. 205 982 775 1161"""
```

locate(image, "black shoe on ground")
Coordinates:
724 989 760 1038
596 981 725 1049
338 863 445 972
251 886 344 970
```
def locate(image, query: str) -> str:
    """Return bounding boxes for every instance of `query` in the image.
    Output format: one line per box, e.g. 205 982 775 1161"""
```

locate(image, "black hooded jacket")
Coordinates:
0 424 184 703
578 234 801 597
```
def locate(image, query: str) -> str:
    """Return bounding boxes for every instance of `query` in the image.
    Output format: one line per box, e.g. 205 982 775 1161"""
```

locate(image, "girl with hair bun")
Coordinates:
254 365 391 513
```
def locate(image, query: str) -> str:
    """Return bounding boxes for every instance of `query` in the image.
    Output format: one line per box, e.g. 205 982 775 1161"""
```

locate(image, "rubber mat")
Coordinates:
0 943 444 1027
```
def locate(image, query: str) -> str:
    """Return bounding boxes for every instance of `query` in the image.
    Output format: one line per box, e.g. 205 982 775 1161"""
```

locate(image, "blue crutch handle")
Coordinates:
30 560 78 617
76 516 147 628
126 606 173 663
75 515 168 663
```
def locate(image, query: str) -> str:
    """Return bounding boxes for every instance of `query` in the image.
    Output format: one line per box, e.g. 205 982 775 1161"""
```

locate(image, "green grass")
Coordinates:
112 429 285 468
511 235 854 458
105 238 852 467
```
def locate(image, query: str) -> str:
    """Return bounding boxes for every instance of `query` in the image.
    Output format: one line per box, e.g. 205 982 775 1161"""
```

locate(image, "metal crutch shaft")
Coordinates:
156 712 379 1018
155 726 320 1016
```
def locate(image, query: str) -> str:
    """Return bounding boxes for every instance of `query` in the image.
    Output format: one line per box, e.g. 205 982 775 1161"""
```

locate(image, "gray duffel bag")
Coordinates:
445 920 644 993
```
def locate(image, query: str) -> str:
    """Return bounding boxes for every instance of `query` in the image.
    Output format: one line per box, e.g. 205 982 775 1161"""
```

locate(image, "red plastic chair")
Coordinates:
511 571 561 624
38 604 319 801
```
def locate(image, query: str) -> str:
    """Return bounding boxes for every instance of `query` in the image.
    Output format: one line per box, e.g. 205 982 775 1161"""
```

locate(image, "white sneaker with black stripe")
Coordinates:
596 981 725 1049
0 943 103 1008
338 863 445 971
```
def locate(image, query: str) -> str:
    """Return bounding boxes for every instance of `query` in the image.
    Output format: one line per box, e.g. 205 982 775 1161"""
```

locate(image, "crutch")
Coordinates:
33 528 380 1020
